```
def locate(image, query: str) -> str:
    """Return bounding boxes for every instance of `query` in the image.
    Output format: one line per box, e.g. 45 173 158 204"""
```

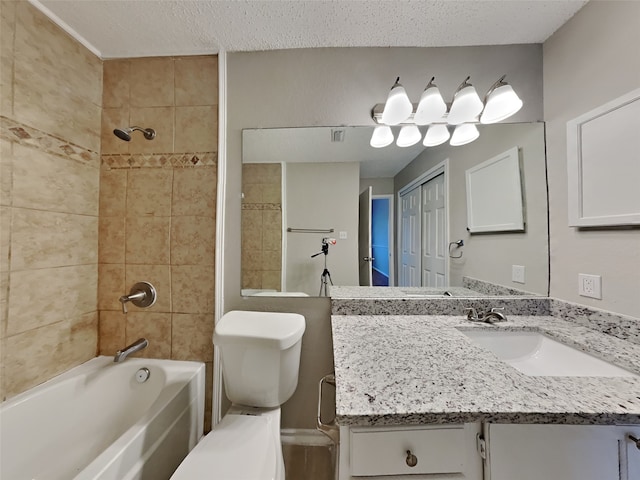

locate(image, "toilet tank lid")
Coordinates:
214 311 306 350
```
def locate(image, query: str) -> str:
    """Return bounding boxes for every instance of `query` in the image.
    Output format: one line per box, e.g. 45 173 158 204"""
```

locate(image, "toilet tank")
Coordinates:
214 311 306 408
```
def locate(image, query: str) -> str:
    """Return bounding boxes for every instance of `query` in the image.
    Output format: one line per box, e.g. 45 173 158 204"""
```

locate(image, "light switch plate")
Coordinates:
578 273 602 299
339 231 347 239
512 265 525 284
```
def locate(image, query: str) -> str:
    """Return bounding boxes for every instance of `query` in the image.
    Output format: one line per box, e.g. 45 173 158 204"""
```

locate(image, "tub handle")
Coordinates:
316 373 339 445
119 282 156 313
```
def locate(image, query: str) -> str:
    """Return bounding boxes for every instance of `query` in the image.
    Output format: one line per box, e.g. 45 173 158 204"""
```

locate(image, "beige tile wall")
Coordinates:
241 163 282 291
98 56 218 430
0 6 219 426
0 1 102 400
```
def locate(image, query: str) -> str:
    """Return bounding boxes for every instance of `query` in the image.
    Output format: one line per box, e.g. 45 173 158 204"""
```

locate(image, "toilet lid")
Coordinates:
170 414 277 480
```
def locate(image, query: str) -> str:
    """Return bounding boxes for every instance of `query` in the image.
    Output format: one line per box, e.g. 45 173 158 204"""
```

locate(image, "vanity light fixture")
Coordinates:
380 77 413 125
423 124 450 147
369 74 523 149
413 77 447 125
446 76 484 125
480 75 523 124
370 125 394 148
396 125 422 147
450 123 480 146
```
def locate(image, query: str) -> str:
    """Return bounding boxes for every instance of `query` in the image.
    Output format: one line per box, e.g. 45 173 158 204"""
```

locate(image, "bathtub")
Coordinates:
0 356 205 480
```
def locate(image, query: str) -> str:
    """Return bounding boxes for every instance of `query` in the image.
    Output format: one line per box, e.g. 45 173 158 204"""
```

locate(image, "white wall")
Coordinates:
395 123 548 294
285 162 359 295
543 1 640 318
361 177 395 196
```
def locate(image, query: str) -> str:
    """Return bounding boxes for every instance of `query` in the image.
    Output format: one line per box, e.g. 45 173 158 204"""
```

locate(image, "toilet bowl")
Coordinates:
170 406 282 479
170 311 306 480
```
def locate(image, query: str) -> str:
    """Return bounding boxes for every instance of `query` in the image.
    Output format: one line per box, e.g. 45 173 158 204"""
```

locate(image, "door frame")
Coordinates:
371 194 395 287
358 186 373 286
397 159 450 287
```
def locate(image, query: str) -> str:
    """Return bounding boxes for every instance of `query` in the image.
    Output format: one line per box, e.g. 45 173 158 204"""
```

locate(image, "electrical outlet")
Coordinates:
578 274 602 299
512 265 525 284
339 231 347 239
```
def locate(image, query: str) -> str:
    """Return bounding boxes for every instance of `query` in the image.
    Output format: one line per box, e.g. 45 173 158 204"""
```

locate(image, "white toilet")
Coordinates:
170 310 306 480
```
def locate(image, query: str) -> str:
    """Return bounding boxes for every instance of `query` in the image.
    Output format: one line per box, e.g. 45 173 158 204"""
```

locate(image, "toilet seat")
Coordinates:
170 414 277 480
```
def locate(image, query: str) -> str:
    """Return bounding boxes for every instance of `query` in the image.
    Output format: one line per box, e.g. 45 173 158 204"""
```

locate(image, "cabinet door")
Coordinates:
486 424 640 480
339 423 482 480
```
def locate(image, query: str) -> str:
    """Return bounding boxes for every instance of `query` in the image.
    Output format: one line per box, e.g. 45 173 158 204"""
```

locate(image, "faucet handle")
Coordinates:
464 307 479 320
119 282 157 314
119 295 129 314
490 307 505 313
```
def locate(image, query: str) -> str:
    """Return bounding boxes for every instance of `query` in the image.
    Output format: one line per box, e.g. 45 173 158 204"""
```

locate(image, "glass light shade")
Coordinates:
413 86 447 125
370 125 394 148
423 124 450 147
447 86 484 125
396 125 421 147
450 124 479 146
381 82 413 125
480 84 523 124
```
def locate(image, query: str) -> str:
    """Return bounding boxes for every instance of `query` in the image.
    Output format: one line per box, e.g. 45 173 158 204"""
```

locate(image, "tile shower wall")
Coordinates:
241 163 282 291
0 1 102 400
98 56 218 429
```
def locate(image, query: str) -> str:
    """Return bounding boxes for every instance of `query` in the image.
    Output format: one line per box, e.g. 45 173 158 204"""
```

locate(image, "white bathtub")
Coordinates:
0 356 205 480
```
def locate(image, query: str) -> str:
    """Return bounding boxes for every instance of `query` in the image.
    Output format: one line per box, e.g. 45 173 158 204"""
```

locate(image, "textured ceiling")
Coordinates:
34 0 588 59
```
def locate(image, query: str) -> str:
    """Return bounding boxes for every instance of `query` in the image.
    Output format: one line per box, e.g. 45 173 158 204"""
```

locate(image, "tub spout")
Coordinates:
114 338 148 363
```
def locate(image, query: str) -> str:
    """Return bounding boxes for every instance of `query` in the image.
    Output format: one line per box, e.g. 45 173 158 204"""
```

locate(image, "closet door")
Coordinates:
399 185 421 287
421 173 446 287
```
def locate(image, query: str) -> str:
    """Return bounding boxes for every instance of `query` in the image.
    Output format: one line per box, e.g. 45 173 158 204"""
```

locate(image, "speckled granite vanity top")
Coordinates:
329 286 488 298
332 315 640 426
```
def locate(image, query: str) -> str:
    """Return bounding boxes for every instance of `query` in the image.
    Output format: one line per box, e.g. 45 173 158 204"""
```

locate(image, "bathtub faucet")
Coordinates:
114 338 149 363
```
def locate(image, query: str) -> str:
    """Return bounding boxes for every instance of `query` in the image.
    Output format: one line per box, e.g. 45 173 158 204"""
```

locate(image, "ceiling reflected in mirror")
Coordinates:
243 126 430 179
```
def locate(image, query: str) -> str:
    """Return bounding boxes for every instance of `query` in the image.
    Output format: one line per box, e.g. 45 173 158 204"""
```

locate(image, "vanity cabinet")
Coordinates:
484 424 640 480
338 423 640 480
338 423 483 480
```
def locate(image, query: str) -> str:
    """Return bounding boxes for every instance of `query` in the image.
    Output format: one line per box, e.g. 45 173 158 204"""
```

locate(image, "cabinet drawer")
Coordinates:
350 425 466 476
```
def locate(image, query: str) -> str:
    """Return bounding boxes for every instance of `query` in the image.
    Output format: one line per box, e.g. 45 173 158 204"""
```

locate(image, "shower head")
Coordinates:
113 126 156 141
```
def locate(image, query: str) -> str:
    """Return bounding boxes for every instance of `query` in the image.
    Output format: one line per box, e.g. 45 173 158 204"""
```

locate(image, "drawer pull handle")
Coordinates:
629 434 640 450
406 450 418 467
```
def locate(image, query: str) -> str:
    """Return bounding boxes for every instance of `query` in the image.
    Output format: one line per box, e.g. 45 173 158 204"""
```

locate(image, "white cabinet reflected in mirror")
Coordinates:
465 146 524 233
241 123 548 298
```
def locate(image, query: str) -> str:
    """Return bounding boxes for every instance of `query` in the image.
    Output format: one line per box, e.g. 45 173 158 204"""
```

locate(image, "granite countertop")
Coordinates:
329 286 488 298
332 314 640 427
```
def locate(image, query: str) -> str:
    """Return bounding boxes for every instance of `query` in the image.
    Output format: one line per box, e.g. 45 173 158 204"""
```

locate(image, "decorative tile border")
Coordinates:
241 203 281 211
1 117 216 170
0 116 99 166
101 152 217 169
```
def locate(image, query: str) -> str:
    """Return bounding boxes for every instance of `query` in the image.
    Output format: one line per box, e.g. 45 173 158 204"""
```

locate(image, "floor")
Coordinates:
282 442 336 479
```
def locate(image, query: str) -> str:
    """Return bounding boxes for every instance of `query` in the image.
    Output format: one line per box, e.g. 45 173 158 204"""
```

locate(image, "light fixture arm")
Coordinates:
484 74 508 100
454 76 473 95
425 76 437 89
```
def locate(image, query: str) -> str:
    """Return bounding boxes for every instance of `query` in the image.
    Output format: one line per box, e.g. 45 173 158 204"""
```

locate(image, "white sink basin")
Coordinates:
460 329 636 377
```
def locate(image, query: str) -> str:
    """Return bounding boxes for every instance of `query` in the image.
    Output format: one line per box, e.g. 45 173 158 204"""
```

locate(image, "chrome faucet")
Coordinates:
464 307 507 323
114 338 149 363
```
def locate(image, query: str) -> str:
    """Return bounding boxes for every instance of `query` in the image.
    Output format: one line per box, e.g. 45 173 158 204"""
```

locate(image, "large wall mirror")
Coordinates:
241 123 548 298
